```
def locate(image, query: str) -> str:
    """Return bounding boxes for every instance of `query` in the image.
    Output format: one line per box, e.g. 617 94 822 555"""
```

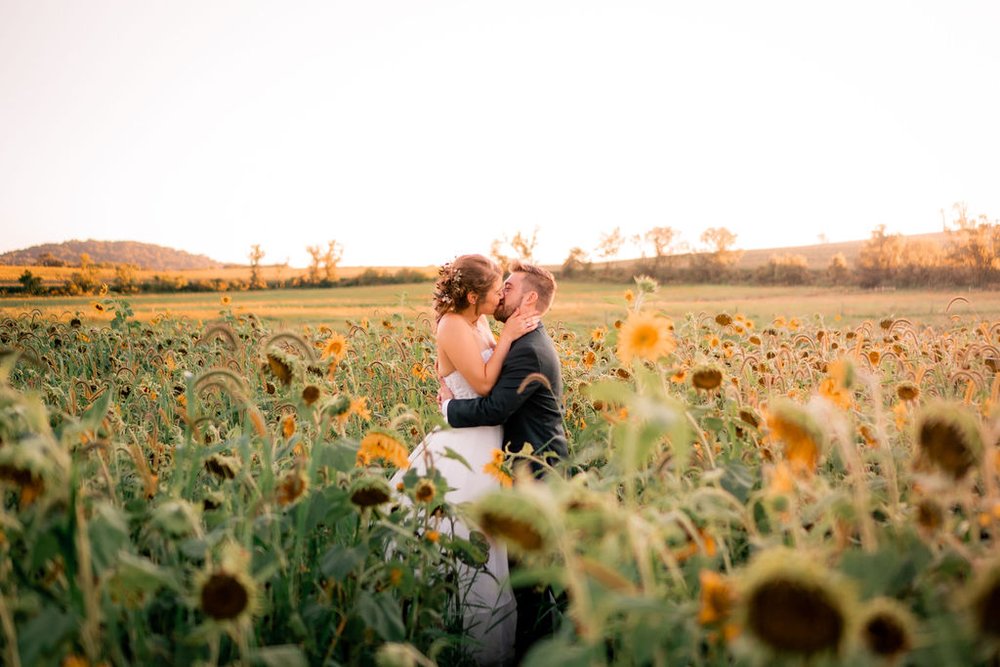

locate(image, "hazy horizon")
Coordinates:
2 1 998 267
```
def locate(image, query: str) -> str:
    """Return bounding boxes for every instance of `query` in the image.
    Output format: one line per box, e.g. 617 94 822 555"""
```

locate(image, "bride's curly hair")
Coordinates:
432 254 502 320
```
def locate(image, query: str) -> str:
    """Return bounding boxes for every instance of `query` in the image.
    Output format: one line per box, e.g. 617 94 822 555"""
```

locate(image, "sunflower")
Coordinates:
858 597 917 661
356 431 409 470
349 396 372 421
282 414 296 438
896 381 920 402
914 401 982 481
322 332 348 363
220 295 231 305
765 401 826 474
414 479 437 503
301 384 321 406
616 311 676 365
966 559 1000 641
482 448 513 488
276 468 309 506
698 569 737 627
196 542 258 624
204 454 240 480
151 500 202 538
691 363 724 391
349 476 392 508
472 490 554 554
738 408 760 429
266 352 293 386
715 313 733 327
739 548 856 657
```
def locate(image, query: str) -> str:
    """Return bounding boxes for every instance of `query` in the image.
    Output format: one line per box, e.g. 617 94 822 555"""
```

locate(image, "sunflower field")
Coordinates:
1 280 999 666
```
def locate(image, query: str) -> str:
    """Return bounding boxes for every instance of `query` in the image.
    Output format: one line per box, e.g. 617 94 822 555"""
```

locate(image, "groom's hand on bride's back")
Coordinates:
437 383 454 408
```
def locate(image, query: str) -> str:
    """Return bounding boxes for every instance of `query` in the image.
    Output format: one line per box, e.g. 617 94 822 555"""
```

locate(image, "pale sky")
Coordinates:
1 1 998 267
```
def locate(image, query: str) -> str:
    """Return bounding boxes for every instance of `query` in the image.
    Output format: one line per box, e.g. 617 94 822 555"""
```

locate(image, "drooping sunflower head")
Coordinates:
896 381 921 402
196 542 258 624
715 312 733 327
616 311 676 365
764 400 827 474
691 363 725 391
0 437 63 507
266 352 294 387
204 454 241 480
276 468 309 506
472 489 555 555
738 408 761 429
965 559 1000 642
738 548 856 658
914 401 982 481
858 597 917 661
301 384 321 406
151 499 202 538
349 476 393 509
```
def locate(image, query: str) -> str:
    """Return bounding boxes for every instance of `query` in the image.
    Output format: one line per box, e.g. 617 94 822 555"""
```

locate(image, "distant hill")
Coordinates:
0 240 223 270
733 231 948 269
594 231 950 272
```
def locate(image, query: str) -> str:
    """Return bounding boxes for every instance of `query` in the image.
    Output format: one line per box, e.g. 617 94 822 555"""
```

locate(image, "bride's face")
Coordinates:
476 276 504 316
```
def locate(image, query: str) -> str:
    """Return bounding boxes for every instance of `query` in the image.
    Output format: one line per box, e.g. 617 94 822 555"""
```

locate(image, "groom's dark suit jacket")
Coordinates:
446 324 568 465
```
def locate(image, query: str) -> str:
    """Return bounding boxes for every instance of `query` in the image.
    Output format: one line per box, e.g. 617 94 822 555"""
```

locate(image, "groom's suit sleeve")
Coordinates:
446 343 541 427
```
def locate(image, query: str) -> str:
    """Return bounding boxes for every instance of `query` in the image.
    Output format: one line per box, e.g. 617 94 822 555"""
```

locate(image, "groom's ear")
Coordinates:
523 290 539 308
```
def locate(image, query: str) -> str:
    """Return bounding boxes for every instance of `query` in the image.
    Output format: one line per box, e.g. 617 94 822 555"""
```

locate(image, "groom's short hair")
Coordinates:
510 260 557 313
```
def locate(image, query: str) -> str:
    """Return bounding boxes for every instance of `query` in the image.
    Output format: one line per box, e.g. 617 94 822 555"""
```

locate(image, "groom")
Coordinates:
439 260 568 659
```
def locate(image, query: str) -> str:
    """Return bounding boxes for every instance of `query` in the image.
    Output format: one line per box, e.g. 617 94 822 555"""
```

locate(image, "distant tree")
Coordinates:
561 247 591 278
489 238 512 273
305 245 324 284
759 254 810 285
827 252 850 285
688 227 742 281
248 244 266 289
945 202 1000 286
112 264 139 294
596 226 624 260
509 228 539 262
18 270 44 295
36 252 66 267
856 225 904 288
898 238 945 287
489 229 538 271
644 226 678 266
322 241 344 282
700 227 738 256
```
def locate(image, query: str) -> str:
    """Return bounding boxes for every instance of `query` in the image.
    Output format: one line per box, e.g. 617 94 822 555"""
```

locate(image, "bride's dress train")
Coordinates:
394 350 516 665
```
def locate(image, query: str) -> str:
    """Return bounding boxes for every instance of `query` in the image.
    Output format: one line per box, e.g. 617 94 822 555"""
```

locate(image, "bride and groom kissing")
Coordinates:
398 254 568 665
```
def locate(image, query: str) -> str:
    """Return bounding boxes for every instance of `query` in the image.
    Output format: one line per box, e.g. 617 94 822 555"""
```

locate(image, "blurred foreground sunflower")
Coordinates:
616 311 676 365
738 548 856 658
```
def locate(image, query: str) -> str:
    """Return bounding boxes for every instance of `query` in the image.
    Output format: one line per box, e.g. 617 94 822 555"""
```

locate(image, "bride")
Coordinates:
396 254 537 665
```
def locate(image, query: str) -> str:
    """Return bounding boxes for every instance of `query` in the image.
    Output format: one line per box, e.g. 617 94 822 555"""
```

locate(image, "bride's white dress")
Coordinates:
396 349 516 665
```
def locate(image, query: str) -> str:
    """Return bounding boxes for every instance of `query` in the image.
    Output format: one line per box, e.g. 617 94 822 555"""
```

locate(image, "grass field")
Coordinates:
1 280 995 328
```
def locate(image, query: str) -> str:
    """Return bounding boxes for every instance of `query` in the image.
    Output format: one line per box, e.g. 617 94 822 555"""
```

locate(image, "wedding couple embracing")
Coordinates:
399 254 568 665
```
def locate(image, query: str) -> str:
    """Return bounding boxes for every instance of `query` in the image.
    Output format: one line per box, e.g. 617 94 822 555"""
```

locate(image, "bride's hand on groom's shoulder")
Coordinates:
499 308 538 344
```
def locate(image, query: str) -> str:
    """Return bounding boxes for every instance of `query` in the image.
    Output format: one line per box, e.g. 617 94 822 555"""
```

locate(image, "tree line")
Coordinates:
534 203 997 288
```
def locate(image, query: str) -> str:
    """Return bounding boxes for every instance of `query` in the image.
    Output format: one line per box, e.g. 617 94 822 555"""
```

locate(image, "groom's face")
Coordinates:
494 272 526 323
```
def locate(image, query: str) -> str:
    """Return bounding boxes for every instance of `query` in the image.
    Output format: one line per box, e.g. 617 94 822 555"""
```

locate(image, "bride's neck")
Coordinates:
456 306 479 326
